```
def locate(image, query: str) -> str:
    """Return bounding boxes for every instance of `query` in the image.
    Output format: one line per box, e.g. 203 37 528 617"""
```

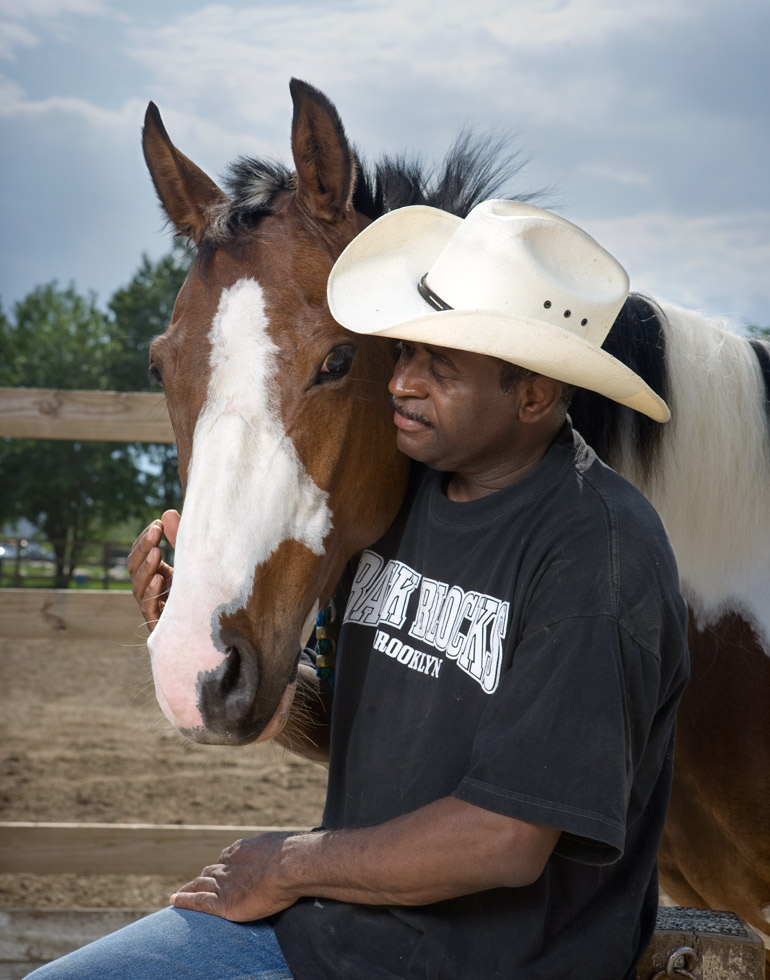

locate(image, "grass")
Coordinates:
0 561 133 590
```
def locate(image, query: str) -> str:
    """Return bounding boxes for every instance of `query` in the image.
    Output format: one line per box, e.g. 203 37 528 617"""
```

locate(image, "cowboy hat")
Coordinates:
327 199 669 422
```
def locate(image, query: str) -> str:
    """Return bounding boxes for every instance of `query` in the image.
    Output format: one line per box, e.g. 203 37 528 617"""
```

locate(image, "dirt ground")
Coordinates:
0 635 328 910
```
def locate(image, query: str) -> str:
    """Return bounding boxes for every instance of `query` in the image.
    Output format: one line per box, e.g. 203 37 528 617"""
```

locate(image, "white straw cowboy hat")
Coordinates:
327 199 669 422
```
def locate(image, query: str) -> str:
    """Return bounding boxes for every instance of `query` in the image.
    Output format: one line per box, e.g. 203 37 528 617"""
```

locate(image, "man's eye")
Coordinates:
317 345 354 382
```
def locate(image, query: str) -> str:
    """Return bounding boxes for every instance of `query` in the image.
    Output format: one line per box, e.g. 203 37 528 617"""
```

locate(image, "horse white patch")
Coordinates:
149 278 332 730
615 302 770 651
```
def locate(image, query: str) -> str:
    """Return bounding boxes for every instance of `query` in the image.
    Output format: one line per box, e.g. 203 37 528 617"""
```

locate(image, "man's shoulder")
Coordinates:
570 428 666 533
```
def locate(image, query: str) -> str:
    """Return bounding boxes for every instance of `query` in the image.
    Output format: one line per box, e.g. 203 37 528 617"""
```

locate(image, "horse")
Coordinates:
141 78 770 966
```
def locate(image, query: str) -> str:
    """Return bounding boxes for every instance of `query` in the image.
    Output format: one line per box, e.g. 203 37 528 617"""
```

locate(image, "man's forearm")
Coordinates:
170 794 561 921
277 795 561 907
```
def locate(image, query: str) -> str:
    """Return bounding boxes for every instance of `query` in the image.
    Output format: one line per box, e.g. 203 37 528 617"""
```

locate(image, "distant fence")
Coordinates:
0 385 175 636
0 387 212 887
0 387 291 972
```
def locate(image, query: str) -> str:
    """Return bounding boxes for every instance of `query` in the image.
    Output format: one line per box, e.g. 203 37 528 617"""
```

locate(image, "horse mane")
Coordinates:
203 129 536 252
352 129 537 220
569 293 670 482
748 336 770 426
574 298 770 637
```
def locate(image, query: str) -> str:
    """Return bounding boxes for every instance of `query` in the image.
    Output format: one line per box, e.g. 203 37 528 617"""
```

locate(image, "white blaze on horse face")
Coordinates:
148 278 332 732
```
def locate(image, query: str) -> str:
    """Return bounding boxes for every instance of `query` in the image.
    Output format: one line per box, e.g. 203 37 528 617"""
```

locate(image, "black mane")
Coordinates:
204 129 538 250
748 337 770 426
569 294 670 480
353 129 537 220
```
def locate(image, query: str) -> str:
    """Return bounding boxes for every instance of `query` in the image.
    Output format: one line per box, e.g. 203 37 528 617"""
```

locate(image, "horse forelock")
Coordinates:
202 157 296 253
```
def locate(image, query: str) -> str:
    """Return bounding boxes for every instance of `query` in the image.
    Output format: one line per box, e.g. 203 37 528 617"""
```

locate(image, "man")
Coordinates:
29 201 689 979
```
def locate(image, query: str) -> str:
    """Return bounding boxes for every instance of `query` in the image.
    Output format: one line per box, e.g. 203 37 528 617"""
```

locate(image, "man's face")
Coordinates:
388 341 525 474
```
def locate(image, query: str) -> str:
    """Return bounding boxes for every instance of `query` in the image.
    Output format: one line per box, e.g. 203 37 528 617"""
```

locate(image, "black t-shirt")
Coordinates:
274 422 689 979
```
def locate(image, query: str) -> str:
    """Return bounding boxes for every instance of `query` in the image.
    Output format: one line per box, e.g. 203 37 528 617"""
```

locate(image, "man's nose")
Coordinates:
389 354 427 398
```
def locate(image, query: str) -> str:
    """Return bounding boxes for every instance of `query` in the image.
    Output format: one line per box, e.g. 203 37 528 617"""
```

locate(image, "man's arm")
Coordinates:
170 795 561 922
126 513 333 763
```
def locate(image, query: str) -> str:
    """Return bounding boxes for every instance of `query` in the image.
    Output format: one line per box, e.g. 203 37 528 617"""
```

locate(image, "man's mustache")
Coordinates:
391 395 431 427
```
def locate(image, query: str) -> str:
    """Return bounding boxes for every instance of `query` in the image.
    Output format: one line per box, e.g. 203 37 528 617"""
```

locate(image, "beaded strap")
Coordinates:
314 598 338 689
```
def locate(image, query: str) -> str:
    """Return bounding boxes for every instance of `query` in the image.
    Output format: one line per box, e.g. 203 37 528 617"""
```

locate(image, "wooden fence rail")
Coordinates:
0 822 306 877
0 387 173 443
0 386 173 636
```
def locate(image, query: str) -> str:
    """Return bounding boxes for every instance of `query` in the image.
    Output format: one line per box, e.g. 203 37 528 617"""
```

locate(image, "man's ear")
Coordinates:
517 375 564 423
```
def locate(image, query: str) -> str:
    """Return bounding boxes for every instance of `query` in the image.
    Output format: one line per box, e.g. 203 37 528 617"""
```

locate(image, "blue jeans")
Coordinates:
24 907 293 980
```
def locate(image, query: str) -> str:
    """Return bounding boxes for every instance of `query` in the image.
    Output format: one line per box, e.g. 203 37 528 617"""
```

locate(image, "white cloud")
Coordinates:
0 21 38 60
0 78 145 131
472 0 697 46
580 163 651 189
121 0 707 131
0 0 109 16
0 0 113 62
0 0 765 328
580 209 770 327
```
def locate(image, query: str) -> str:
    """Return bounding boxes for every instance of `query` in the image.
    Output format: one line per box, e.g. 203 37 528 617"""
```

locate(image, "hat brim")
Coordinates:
328 205 670 423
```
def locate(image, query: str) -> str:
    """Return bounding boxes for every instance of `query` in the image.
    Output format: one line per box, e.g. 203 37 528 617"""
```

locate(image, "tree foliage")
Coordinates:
107 242 192 392
1 247 190 587
108 242 191 514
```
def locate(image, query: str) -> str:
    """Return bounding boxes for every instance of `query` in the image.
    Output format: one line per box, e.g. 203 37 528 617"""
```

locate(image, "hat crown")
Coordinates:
326 198 669 422
426 200 629 346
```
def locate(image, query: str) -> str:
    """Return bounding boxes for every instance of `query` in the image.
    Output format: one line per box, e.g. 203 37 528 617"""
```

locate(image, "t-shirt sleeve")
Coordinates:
453 614 661 865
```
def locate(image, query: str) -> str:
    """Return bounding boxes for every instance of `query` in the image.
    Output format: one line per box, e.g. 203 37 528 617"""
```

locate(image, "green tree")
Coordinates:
0 284 152 586
1 246 190 587
108 242 191 515
108 242 192 391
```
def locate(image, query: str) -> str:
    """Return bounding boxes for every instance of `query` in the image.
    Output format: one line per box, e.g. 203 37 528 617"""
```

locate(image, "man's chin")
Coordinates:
396 428 437 465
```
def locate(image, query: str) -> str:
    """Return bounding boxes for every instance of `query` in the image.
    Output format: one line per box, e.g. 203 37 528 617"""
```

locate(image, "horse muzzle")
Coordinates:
149 620 299 745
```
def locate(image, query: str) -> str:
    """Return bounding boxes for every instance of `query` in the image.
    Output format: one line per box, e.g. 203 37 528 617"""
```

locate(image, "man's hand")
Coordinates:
170 832 298 922
127 509 180 631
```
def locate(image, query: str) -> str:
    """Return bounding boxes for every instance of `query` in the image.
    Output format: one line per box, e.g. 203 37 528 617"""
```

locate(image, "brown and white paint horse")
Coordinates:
142 80 770 966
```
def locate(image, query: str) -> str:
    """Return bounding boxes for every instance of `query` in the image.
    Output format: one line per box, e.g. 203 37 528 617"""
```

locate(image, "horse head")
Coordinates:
142 80 409 744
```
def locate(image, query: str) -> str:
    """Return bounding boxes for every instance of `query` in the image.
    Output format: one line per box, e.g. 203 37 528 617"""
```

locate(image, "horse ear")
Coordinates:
142 102 227 245
289 79 356 222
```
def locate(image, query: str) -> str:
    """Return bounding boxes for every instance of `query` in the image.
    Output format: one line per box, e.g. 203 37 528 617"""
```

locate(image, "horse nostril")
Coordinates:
196 634 260 740
219 645 244 699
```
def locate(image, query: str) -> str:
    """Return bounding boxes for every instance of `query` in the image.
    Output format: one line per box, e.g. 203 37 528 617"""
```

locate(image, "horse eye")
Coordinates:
318 345 354 382
149 362 164 388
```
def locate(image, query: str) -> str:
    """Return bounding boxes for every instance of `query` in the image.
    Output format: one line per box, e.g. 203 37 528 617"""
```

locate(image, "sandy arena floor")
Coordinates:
0 635 328 909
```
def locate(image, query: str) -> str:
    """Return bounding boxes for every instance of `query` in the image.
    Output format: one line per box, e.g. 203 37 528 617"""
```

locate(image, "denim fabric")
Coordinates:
24 907 292 980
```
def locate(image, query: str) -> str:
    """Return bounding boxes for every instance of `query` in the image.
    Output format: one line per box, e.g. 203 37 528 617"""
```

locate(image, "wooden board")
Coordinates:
0 388 174 443
637 906 766 979
0 823 307 877
0 589 147 641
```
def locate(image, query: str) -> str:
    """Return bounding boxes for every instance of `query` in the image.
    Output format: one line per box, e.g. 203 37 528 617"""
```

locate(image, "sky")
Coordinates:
1 0 768 332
